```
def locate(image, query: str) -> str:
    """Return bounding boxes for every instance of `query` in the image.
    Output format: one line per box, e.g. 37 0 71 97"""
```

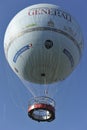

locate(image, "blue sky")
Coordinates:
0 0 87 130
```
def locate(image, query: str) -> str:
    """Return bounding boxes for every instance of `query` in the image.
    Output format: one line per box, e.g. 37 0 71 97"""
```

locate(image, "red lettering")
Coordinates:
28 10 35 16
28 8 72 22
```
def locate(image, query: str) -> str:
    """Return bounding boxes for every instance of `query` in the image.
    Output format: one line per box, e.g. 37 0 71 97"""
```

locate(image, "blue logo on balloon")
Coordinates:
13 44 32 63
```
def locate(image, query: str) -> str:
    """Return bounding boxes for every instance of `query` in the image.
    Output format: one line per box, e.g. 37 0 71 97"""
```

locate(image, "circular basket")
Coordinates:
28 96 55 122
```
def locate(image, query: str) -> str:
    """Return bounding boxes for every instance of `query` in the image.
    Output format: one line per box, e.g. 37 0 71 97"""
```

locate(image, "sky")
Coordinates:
0 0 87 130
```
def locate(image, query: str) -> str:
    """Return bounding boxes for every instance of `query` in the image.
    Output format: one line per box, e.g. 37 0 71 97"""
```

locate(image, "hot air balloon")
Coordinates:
4 4 83 122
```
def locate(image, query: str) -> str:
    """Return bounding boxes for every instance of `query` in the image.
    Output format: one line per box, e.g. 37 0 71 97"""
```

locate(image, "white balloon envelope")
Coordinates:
4 4 84 122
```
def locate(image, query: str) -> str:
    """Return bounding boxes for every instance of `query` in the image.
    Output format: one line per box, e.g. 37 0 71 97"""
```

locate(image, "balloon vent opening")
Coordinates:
41 73 45 77
28 96 55 122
